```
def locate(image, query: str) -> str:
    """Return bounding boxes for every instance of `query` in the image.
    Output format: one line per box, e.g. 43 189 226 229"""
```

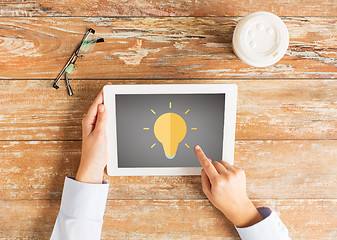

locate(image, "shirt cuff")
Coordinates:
59 177 109 221
235 207 290 240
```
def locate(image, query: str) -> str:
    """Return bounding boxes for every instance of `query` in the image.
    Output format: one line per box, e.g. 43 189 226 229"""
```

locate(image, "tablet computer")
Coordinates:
103 84 237 176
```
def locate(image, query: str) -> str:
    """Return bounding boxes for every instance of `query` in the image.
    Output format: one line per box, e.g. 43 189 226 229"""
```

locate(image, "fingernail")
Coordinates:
98 104 105 112
195 145 200 150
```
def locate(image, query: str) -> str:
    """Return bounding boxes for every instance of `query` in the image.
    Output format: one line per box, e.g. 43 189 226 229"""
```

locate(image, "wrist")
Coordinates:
230 199 263 228
76 163 105 184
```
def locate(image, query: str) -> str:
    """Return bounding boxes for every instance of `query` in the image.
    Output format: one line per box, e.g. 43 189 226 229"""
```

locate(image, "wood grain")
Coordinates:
1 140 336 200
1 0 337 17
0 17 336 79
1 199 336 239
1 2 336 238
1 80 336 141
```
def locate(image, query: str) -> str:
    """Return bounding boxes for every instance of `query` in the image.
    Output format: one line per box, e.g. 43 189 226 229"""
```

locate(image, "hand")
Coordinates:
76 83 111 184
194 145 263 228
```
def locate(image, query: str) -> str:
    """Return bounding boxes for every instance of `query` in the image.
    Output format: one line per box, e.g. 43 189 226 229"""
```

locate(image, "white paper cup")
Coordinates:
232 11 289 67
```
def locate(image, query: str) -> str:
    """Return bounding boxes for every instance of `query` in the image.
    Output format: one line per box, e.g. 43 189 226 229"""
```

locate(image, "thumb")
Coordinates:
201 169 212 197
95 104 107 132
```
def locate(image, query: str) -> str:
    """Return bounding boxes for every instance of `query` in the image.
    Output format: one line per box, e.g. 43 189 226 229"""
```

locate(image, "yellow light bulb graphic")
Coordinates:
154 113 187 159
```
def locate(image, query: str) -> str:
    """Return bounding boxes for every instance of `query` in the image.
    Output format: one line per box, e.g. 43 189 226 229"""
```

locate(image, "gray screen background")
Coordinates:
115 94 225 168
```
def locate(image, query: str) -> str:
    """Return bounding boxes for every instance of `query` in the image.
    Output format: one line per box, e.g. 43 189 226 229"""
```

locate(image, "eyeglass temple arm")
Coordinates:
53 28 95 89
53 51 78 89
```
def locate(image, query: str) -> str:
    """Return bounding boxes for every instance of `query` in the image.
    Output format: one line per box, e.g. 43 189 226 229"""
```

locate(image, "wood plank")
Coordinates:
1 0 337 17
0 199 336 239
0 17 336 79
1 140 336 200
1 80 336 140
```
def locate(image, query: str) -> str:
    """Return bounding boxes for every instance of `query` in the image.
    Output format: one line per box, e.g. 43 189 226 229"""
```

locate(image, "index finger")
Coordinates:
194 145 219 179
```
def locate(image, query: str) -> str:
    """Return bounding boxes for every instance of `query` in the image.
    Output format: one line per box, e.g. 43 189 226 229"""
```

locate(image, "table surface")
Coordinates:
0 1 336 239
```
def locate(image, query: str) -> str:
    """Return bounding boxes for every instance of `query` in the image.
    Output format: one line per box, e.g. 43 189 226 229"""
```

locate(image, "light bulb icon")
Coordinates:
143 102 197 159
154 113 187 159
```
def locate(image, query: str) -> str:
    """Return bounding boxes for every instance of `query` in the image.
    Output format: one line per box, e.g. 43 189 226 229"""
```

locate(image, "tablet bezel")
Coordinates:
103 84 237 176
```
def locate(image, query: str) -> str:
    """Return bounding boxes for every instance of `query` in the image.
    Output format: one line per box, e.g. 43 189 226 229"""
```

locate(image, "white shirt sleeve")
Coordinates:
50 177 109 240
235 207 291 240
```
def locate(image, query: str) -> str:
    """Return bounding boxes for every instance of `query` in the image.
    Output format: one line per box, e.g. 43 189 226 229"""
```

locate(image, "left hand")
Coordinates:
76 83 111 184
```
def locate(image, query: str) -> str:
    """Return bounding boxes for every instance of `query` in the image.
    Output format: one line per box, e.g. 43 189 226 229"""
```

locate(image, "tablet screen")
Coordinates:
115 94 225 168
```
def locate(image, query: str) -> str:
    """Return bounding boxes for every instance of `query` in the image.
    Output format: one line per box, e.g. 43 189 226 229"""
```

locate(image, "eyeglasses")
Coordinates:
53 28 104 96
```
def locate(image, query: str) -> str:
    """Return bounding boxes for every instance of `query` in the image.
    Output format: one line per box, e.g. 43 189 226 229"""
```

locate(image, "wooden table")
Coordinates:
0 1 336 239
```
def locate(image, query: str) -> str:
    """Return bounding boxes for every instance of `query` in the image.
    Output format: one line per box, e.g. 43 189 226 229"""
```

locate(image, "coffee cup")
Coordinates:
232 11 289 67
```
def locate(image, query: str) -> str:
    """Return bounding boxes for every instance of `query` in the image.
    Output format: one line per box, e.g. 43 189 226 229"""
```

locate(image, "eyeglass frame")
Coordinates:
53 28 96 95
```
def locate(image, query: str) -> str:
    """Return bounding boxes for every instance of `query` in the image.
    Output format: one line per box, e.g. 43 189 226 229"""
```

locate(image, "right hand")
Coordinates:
194 145 263 228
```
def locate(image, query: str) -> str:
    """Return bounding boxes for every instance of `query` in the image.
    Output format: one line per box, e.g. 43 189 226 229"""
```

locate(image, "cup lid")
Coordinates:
232 11 289 67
